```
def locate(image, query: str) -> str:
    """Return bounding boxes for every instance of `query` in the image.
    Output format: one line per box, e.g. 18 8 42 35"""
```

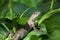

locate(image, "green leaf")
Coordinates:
18 17 29 25
5 34 12 40
5 12 16 20
0 4 7 18
0 0 5 6
11 0 43 7
23 24 47 40
0 25 7 39
38 8 60 26
23 31 41 40
43 13 60 40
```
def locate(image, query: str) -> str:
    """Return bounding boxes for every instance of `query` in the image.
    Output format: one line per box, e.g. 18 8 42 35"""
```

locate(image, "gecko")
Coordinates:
28 11 40 31
12 11 40 40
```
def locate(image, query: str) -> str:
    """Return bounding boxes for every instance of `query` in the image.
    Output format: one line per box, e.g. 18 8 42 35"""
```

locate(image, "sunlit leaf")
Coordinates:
5 12 17 20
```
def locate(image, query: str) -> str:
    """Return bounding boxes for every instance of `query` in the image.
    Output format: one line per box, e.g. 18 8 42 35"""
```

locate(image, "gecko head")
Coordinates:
34 11 41 15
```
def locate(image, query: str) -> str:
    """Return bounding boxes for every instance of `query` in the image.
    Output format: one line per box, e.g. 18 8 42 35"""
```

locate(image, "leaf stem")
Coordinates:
38 8 60 26
19 7 31 19
1 23 10 32
50 0 54 10
8 0 13 14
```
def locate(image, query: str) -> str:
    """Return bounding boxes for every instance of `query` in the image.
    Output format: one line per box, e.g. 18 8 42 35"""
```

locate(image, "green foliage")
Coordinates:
11 0 43 7
0 0 5 6
18 17 29 25
38 8 60 26
43 13 60 40
23 24 47 40
38 1 60 40
0 25 7 40
0 0 60 40
5 12 16 20
23 31 41 40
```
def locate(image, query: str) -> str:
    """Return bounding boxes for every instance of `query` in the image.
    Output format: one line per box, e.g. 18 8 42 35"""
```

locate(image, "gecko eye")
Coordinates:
32 20 34 22
32 19 35 22
34 12 37 14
